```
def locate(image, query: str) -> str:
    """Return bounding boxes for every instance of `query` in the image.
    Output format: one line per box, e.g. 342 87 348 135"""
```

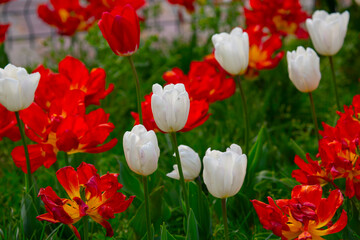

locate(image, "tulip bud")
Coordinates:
151 83 190 132
287 46 321 93
306 10 350 56
98 5 140 56
123 124 160 176
0 64 40 112
166 145 201 181
212 27 249 75
203 144 247 199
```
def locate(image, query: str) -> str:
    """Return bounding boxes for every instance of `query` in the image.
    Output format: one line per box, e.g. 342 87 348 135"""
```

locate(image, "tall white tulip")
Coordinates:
306 10 350 56
151 83 190 132
123 124 160 176
0 64 40 112
203 144 247 199
167 145 201 181
287 47 321 93
212 27 249 75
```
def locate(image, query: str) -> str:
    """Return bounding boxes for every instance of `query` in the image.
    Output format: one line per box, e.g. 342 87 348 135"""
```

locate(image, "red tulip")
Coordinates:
167 0 195 13
98 4 140 56
0 24 9 44
244 0 309 39
37 162 134 239
0 0 12 4
87 0 146 20
0 104 20 141
252 185 348 240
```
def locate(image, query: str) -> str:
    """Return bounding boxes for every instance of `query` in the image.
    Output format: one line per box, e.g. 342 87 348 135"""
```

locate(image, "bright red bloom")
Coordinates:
12 90 118 173
132 93 209 132
87 0 145 20
167 0 195 13
38 0 95 36
0 104 20 141
98 5 140 56
37 162 134 239
293 95 360 200
0 24 10 44
245 25 284 78
34 56 114 110
0 0 12 4
252 185 347 240
244 0 309 39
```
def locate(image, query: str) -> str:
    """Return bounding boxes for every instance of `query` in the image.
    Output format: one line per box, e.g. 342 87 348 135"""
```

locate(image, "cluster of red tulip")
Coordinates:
293 95 360 200
37 0 145 36
251 97 360 239
6 56 117 173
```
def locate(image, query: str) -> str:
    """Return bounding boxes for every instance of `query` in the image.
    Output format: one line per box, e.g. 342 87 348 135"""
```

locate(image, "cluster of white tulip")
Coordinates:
287 10 349 93
123 82 247 200
0 64 40 112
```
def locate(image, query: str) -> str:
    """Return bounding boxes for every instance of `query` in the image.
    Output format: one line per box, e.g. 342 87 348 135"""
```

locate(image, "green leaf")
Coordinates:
289 139 307 161
161 223 177 240
186 209 199 240
130 186 171 238
247 125 267 181
0 44 9 68
188 182 211 240
21 193 42 239
118 160 144 201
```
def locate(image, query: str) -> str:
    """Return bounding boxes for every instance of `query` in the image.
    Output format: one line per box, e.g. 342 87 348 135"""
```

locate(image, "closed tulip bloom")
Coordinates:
287 47 321 93
212 27 249 75
306 10 350 56
0 64 40 112
98 4 140 56
151 83 190 132
203 144 247 199
123 124 160 176
167 145 201 181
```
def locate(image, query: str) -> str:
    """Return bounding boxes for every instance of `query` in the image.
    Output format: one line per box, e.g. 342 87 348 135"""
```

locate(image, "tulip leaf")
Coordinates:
0 44 9 67
289 139 307 161
130 186 171 238
118 160 144 202
186 209 199 240
21 193 42 239
247 125 267 181
161 223 177 240
188 182 211 240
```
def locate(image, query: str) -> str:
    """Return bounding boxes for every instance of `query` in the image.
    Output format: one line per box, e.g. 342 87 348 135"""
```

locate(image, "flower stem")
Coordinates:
328 56 341 111
169 132 190 216
83 216 89 240
308 92 320 142
127 56 143 124
64 151 70 166
221 198 229 240
236 76 249 154
142 176 152 240
15 112 33 195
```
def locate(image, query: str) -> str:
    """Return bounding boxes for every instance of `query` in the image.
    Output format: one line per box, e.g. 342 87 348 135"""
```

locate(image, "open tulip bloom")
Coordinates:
37 162 134 239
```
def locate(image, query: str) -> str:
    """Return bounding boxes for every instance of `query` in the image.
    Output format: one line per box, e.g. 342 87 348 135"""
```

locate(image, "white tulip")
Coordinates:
151 83 190 132
123 124 160 176
0 64 40 112
306 10 350 56
212 27 249 75
167 145 201 181
203 144 247 199
287 47 321 93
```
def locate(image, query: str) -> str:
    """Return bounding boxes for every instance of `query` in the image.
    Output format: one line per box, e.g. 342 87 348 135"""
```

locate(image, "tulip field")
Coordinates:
1 0 360 239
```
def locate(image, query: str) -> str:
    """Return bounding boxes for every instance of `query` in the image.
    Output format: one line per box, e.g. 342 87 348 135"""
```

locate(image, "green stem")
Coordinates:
169 132 190 216
142 176 152 240
308 92 320 142
329 56 341 111
127 56 143 124
236 76 249 154
221 198 229 240
15 112 33 195
64 151 70 166
83 216 89 240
